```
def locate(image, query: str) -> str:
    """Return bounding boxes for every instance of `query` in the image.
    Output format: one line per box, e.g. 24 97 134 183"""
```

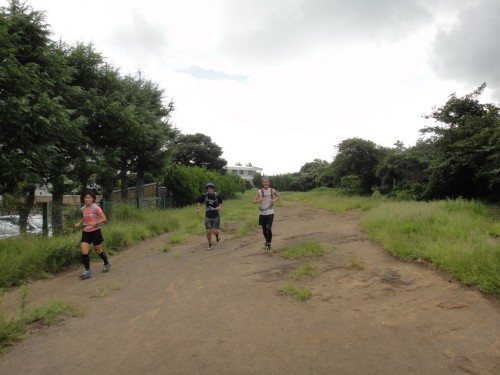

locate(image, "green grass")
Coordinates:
0 286 80 352
166 233 184 244
486 222 500 237
221 192 260 237
278 284 313 301
284 188 381 212
280 240 327 259
360 199 500 295
290 263 318 280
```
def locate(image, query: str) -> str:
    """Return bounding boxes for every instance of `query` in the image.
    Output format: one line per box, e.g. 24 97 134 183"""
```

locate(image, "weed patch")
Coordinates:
347 260 365 270
0 287 79 352
281 240 326 259
167 233 184 244
278 284 312 301
290 263 318 280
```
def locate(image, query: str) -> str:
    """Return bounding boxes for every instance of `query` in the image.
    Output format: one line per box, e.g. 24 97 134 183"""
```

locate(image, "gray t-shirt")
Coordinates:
259 188 275 215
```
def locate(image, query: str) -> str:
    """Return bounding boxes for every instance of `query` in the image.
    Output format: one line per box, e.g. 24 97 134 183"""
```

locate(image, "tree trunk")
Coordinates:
50 177 65 235
135 170 144 209
18 187 35 234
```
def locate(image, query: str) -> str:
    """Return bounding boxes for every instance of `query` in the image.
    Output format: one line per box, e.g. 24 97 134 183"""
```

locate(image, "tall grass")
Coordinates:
284 187 381 212
360 199 500 295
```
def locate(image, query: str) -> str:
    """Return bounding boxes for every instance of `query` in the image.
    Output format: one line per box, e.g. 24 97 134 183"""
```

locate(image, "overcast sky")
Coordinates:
20 0 500 175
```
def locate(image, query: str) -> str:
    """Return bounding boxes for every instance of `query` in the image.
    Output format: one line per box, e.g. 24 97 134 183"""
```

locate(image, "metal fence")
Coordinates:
101 195 175 211
0 195 175 239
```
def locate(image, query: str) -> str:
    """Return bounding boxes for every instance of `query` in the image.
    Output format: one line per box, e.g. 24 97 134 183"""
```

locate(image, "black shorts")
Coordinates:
81 229 104 245
259 214 274 227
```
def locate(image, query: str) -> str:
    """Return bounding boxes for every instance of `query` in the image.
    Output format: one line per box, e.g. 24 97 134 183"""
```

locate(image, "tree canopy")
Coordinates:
420 83 500 201
0 1 180 223
172 133 227 172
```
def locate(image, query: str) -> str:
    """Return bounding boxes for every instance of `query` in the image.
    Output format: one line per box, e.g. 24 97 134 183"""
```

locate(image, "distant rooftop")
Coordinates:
224 165 263 180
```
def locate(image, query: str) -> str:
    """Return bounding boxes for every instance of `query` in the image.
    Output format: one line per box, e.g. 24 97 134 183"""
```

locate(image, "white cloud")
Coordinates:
20 0 498 175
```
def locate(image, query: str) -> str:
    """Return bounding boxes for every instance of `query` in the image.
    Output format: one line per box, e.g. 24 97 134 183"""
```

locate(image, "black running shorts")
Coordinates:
259 214 274 227
81 229 104 245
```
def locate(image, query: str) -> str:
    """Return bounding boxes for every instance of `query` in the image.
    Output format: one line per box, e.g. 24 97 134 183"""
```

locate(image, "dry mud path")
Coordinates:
0 203 499 375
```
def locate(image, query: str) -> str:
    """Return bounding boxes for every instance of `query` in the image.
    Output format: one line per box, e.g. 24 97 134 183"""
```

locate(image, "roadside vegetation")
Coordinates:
0 286 80 352
287 190 499 295
360 199 500 295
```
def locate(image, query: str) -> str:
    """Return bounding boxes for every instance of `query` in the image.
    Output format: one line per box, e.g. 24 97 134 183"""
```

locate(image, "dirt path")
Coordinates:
1 203 499 375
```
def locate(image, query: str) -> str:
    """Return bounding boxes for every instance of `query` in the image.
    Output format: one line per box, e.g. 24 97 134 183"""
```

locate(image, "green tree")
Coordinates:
421 84 500 201
297 159 333 191
0 0 78 231
252 172 263 188
264 173 299 192
172 133 227 172
121 73 177 205
164 165 244 207
64 44 178 204
62 42 108 199
62 43 126 201
331 138 385 195
376 142 429 200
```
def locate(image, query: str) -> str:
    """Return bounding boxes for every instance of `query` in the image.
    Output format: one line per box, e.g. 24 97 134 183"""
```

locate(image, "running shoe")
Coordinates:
207 244 213 250
266 243 273 254
103 263 111 273
80 270 92 279
216 234 220 242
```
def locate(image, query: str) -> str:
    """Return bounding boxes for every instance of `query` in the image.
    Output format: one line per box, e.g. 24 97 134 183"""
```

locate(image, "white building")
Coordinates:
225 165 263 181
